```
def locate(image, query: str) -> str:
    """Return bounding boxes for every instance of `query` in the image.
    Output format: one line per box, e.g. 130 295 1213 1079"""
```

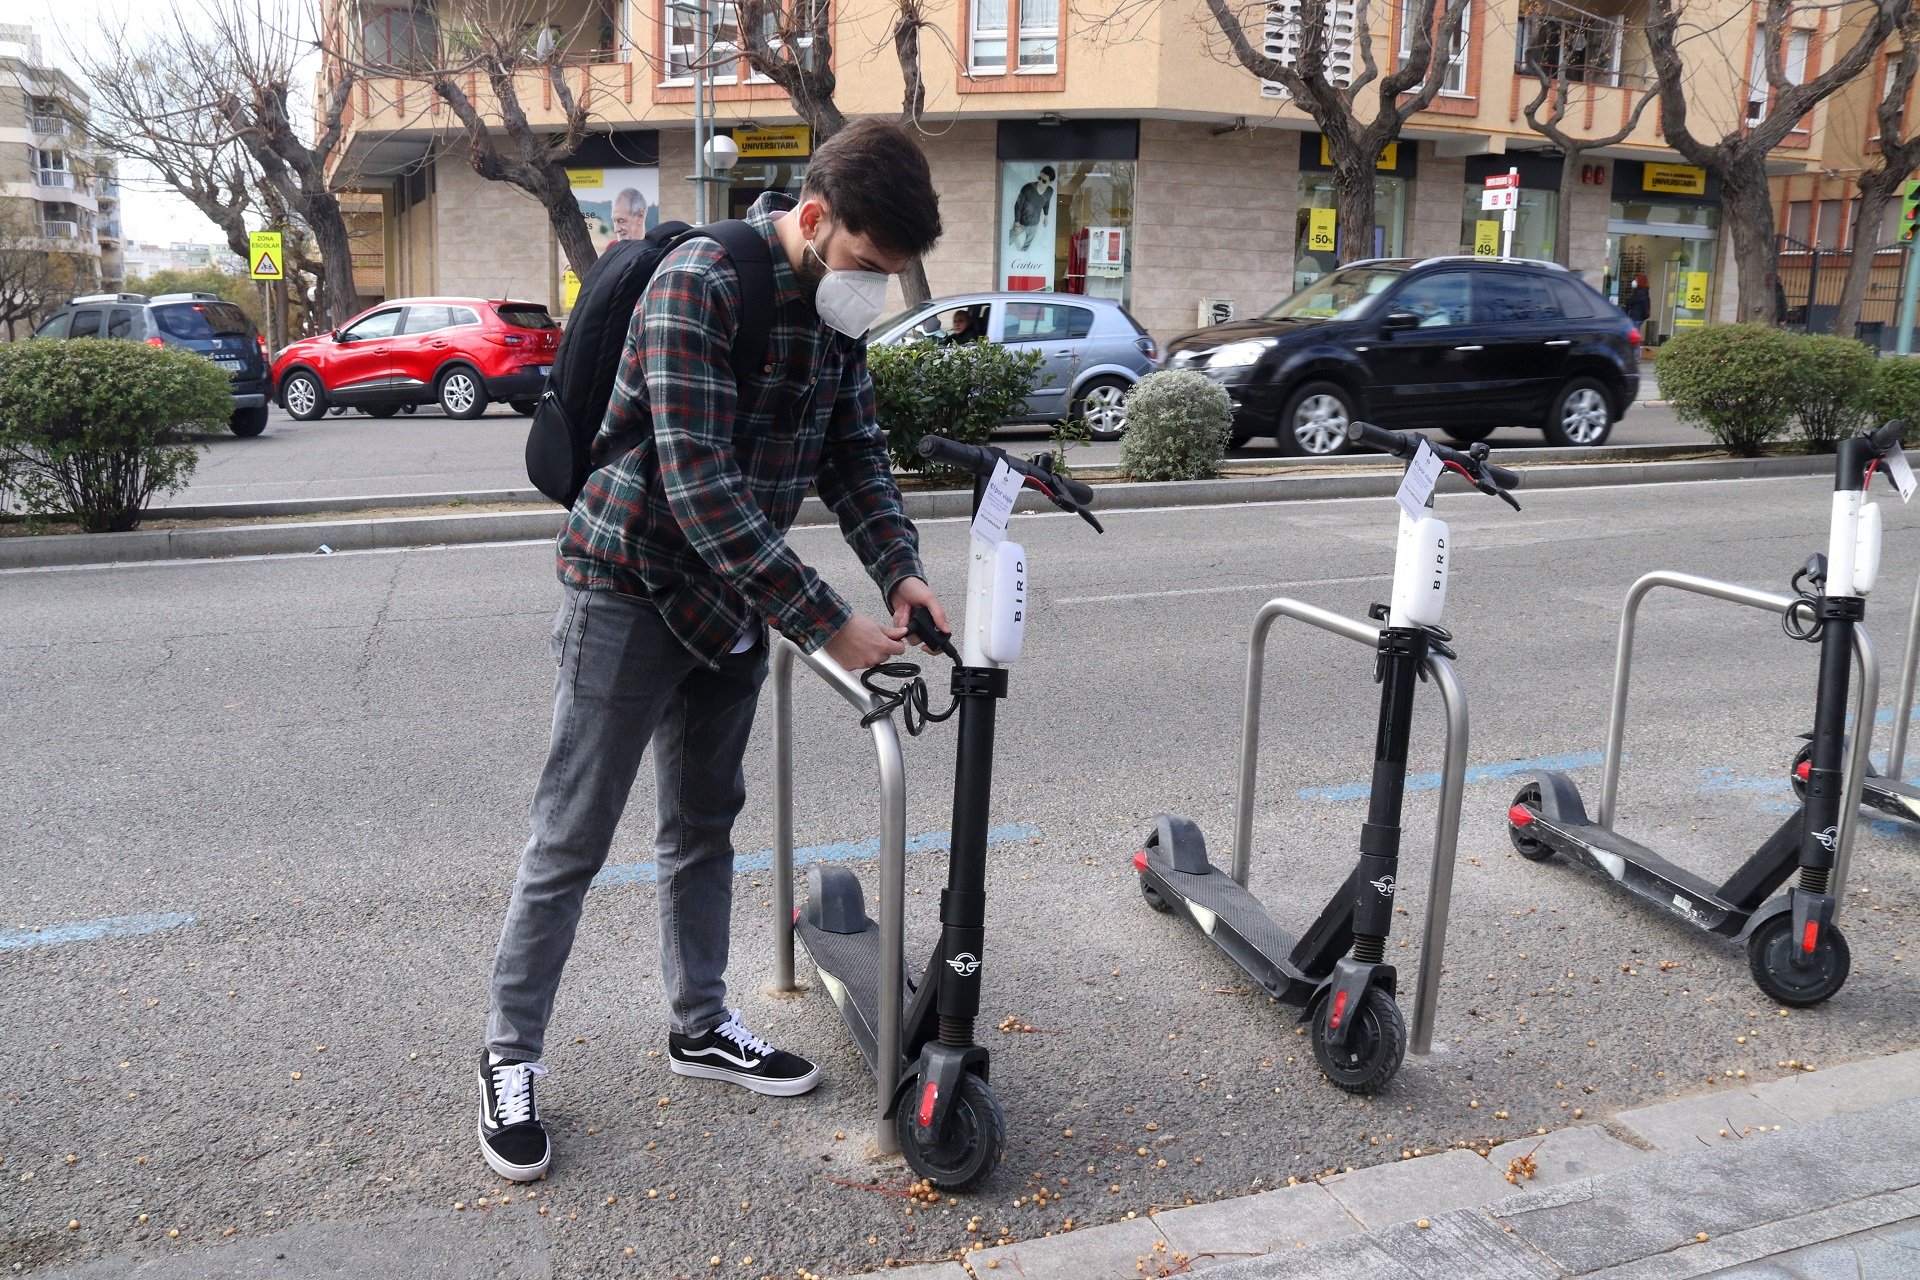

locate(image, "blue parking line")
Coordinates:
0 911 197 952
1296 751 1604 805
592 822 1044 888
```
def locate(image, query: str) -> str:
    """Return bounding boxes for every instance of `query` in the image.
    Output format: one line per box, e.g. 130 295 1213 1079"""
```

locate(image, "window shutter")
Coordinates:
1260 0 1358 98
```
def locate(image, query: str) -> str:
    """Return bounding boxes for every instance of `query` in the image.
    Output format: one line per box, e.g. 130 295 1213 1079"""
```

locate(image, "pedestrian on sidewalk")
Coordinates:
475 118 948 1183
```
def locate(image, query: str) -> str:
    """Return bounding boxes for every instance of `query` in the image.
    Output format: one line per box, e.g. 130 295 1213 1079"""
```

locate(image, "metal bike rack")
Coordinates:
1596 571 1879 903
768 638 909 1154
1885 565 1920 780
1231 598 1471 1058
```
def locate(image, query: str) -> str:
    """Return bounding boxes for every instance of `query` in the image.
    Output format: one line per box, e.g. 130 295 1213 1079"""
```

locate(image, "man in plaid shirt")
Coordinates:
477 120 947 1182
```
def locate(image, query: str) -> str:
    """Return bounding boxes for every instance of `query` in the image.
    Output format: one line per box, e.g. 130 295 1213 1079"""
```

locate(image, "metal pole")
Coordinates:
1835 625 1877 904
1410 655 1468 1058
771 642 796 992
1502 166 1518 259
1898 240 1920 356
692 0 709 224
1886 564 1920 779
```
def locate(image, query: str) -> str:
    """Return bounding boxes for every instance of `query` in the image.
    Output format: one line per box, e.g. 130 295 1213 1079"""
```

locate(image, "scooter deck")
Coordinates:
1860 774 1920 823
1138 840 1318 1005
794 916 916 1077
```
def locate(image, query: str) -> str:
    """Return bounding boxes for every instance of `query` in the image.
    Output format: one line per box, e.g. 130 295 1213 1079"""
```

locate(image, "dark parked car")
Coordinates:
1163 257 1641 455
32 292 273 436
872 292 1158 440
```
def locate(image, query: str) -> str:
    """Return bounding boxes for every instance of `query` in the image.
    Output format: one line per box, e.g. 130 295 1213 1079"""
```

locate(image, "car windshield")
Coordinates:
873 307 924 341
1263 266 1406 321
495 305 557 330
153 302 251 339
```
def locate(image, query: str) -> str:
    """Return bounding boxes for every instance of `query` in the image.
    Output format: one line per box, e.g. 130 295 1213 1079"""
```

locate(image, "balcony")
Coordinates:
42 220 80 240
30 113 67 136
98 221 121 243
34 169 75 190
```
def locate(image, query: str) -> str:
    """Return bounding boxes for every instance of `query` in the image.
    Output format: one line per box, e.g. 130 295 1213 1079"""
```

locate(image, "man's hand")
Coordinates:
824 614 908 671
890 577 950 652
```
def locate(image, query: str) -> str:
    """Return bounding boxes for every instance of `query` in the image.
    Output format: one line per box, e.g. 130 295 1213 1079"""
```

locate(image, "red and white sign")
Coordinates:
1481 187 1518 211
1483 173 1519 189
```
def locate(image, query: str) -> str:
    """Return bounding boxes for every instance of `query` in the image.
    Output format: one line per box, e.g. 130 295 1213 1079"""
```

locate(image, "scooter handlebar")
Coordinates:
1871 420 1907 454
917 434 1102 529
1344 421 1522 509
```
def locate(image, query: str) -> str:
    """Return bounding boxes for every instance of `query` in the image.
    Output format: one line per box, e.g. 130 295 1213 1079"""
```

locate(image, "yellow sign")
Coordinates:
735 125 811 159
1683 271 1710 311
1320 139 1398 170
1473 220 1501 256
248 230 283 281
1673 318 1706 328
567 169 604 188
1643 163 1708 196
563 270 581 310
1307 208 1338 253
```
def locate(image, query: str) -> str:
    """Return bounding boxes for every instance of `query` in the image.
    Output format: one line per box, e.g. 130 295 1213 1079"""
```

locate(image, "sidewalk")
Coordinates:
849 1047 1920 1279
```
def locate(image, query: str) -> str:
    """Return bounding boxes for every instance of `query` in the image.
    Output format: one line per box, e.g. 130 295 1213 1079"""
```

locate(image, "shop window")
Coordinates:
1456 185 1557 260
1397 0 1469 94
1260 0 1356 97
997 159 1134 304
1515 0 1623 86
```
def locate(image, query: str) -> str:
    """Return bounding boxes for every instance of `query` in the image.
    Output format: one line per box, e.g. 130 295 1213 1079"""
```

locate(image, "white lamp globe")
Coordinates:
705 134 742 172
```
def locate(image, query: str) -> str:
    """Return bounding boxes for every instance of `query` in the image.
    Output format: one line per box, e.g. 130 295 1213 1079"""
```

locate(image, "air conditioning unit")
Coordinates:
1198 298 1236 326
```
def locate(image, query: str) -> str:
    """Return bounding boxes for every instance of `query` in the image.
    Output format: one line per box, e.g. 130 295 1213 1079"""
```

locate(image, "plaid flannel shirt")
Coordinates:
557 193 925 666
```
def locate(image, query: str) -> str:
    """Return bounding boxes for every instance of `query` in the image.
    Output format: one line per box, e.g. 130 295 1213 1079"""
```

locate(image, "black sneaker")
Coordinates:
476 1050 551 1181
668 1009 820 1096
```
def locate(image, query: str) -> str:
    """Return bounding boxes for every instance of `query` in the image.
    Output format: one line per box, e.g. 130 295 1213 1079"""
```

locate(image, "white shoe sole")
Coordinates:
476 1103 550 1182
669 1057 821 1097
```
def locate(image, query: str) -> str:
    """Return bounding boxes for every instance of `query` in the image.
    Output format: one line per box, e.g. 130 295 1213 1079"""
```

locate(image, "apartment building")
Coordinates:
0 25 112 296
322 0 1873 340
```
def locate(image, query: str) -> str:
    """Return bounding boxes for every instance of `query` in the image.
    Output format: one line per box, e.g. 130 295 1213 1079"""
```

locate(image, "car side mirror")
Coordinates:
1380 312 1420 332
331 329 344 342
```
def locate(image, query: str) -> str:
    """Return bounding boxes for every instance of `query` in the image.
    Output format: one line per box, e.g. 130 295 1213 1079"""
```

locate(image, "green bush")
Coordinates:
1788 333 1875 450
0 340 225 532
1118 370 1233 482
867 340 1042 475
1655 323 1800 457
1866 356 1920 444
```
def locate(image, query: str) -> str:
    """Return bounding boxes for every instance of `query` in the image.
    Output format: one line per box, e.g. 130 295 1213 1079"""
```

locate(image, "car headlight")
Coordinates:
1208 339 1272 369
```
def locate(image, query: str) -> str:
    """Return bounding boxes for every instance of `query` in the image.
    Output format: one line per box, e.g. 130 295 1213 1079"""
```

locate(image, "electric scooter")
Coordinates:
1508 420 1909 1007
1134 421 1521 1093
793 435 1101 1190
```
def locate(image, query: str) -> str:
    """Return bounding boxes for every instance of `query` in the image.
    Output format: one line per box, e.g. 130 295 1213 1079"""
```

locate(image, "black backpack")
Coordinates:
525 219 775 508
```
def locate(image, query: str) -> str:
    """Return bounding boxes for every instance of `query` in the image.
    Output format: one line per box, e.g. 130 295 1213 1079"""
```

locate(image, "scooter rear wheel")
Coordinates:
1789 743 1812 803
1508 784 1554 862
1140 877 1173 913
1747 914 1851 1007
1311 987 1406 1095
895 1072 1005 1191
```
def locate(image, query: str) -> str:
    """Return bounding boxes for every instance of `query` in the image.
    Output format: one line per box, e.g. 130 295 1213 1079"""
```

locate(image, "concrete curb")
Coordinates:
2 451 1823 573
834 1047 1920 1279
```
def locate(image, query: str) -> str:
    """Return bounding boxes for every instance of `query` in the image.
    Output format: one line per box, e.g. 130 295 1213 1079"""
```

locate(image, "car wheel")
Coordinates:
282 371 327 421
363 405 401 419
1072 376 1131 441
437 366 489 420
229 405 269 437
1277 381 1356 457
1544 376 1614 447
510 399 540 416
1444 425 1495 445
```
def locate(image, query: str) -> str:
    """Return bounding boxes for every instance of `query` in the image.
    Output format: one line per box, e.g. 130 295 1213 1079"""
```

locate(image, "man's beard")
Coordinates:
795 230 832 306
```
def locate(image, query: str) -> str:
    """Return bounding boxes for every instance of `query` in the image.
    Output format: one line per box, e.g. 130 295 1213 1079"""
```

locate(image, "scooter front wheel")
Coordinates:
1747 914 1851 1007
1789 743 1812 803
1311 987 1406 1095
895 1072 1005 1191
1140 877 1173 913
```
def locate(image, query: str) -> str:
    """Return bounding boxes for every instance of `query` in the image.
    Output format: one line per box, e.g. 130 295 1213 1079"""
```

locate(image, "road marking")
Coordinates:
1057 575 1390 606
1 911 197 952
1295 751 1603 804
591 822 1042 888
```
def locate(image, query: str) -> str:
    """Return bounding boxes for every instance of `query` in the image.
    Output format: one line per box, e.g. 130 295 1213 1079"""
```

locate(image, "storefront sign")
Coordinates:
563 270 581 310
1482 186 1517 211
560 166 659 308
1320 139 1399 170
1673 318 1705 328
1087 227 1125 278
735 125 811 159
1307 208 1338 253
1644 163 1708 196
1000 162 1058 291
1683 271 1710 310
567 169 604 188
1473 221 1501 256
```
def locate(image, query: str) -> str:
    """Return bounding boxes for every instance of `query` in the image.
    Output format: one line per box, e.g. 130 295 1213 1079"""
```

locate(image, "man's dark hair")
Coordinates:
801 118 942 259
1039 166 1056 181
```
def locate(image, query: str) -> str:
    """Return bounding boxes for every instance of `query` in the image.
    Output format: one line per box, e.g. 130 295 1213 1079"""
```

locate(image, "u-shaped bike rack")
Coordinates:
1595 571 1878 903
1233 598 1470 1057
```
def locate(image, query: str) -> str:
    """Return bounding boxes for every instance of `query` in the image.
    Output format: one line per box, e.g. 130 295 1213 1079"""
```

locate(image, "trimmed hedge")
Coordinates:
1118 370 1233 482
1789 334 1875 450
867 340 1042 474
0 339 224 531
1655 323 1800 457
1867 356 1920 444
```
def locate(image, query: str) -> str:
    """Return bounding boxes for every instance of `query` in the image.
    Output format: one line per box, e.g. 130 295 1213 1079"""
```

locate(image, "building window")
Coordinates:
1018 0 1058 69
1515 1 1623 86
665 0 758 83
1261 0 1356 98
997 159 1134 303
1458 185 1558 259
362 5 437 70
1294 173 1407 287
970 0 1058 75
1398 0 1469 94
1785 199 1812 245
1748 28 1813 121
971 0 1008 72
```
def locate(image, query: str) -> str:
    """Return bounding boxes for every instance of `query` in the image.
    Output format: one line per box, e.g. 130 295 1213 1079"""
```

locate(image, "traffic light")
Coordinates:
1903 179 1920 242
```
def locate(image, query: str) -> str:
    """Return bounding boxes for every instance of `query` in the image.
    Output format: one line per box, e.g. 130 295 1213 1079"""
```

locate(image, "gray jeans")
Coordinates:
486 584 768 1060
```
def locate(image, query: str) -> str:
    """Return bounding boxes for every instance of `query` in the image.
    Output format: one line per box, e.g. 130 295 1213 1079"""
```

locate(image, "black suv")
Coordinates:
32 292 274 437
1164 257 1641 455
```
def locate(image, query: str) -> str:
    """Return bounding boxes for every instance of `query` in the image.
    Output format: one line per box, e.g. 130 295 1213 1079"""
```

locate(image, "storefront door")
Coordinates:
1609 226 1716 345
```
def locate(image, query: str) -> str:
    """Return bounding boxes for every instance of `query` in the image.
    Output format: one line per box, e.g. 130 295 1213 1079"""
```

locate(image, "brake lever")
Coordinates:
1024 456 1106 533
1472 470 1521 511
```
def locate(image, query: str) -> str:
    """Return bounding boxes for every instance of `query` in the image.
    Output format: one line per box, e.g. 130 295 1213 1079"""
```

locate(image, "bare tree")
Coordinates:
0 206 84 340
1647 0 1904 323
1835 11 1920 333
1201 0 1470 263
1519 19 1659 267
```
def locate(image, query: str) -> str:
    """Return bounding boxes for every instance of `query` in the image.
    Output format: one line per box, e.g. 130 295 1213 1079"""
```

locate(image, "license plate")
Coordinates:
537 365 552 377
213 357 244 371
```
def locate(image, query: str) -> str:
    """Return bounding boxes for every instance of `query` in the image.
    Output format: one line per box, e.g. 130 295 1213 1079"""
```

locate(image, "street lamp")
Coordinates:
671 0 737 222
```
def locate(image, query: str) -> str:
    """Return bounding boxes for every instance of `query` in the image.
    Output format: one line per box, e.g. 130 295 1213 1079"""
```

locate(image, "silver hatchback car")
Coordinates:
871 292 1158 439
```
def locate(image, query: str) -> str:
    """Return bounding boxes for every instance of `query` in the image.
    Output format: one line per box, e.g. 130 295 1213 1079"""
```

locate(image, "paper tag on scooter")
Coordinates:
970 458 1024 546
1395 438 1445 521
1886 448 1916 503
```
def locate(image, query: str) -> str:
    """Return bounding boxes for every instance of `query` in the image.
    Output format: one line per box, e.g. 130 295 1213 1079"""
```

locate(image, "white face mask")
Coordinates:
807 240 890 339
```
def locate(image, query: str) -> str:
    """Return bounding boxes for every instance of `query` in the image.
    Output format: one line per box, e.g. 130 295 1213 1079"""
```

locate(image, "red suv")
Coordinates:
271 297 559 420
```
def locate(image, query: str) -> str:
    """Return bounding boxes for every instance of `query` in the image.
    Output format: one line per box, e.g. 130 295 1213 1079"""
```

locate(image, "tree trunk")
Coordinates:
1835 177 1901 337
1331 156 1380 265
543 177 599 279
900 258 932 307
304 191 363 329
1720 163 1781 325
1554 153 1579 268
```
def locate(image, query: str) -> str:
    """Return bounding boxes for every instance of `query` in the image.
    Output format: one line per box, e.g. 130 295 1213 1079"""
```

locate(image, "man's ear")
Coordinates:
796 198 828 239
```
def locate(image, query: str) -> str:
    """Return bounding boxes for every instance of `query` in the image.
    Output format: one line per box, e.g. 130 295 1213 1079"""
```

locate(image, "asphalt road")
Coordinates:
161 381 1701 509
8 473 1919 1279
